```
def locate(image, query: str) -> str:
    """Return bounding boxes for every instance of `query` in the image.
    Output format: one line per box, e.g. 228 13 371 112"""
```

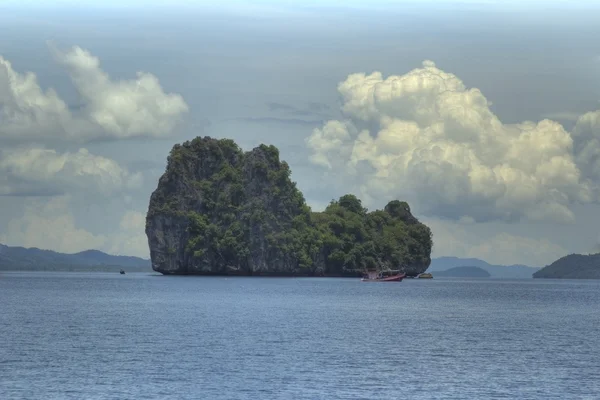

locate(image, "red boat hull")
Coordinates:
361 273 406 282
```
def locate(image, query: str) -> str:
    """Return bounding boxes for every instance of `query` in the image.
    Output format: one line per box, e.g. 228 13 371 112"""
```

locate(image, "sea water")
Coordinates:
1 272 599 399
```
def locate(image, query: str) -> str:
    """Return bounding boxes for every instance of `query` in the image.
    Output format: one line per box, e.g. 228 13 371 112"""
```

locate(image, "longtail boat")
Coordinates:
361 270 406 282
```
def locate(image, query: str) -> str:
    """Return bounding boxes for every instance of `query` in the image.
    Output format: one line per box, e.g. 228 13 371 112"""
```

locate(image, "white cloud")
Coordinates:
306 60 594 223
424 217 568 266
0 43 171 255
54 45 189 139
0 147 142 196
0 44 188 143
0 56 73 141
0 196 107 253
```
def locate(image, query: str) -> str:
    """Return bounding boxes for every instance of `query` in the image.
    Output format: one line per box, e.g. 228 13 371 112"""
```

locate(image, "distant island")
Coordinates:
145 136 433 276
427 257 540 279
0 244 151 272
533 253 600 279
434 266 491 278
2 243 538 279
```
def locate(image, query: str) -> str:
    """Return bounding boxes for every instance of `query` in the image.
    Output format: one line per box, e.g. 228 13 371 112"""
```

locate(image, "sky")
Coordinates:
1 0 600 266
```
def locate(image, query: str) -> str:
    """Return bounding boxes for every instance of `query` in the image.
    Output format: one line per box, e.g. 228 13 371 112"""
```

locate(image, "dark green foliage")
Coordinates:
338 194 367 215
147 136 433 276
312 196 432 276
384 200 411 219
153 137 321 274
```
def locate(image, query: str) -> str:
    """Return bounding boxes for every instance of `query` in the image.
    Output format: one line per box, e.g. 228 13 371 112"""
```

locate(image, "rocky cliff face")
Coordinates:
146 137 320 275
146 136 432 276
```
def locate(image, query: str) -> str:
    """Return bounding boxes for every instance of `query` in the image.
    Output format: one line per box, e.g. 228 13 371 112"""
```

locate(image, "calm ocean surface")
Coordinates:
1 272 599 399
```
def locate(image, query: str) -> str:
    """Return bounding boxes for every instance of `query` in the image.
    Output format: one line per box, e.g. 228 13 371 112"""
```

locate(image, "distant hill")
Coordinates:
0 243 152 272
434 266 491 278
0 243 545 277
428 257 540 279
533 253 600 279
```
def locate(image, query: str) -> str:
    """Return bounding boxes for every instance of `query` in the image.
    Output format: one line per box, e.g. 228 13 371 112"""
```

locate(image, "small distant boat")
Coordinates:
418 272 433 279
119 269 125 275
361 270 406 282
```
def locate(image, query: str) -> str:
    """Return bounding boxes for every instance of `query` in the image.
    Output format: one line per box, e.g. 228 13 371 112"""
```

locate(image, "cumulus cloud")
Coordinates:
0 44 173 254
0 147 142 196
0 56 73 141
0 44 188 143
54 46 189 139
306 60 594 223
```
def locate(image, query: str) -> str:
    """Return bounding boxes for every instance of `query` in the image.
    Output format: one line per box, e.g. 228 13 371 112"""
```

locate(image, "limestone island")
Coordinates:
145 137 433 277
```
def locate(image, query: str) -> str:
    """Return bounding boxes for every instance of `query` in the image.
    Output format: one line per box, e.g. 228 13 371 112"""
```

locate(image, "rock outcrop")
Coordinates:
146 136 432 276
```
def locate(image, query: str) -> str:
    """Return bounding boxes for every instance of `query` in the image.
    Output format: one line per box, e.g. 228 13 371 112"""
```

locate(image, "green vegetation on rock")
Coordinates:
145 136 433 276
311 196 431 276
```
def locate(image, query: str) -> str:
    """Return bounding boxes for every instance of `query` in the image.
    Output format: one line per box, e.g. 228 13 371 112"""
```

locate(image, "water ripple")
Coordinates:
1 273 599 399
